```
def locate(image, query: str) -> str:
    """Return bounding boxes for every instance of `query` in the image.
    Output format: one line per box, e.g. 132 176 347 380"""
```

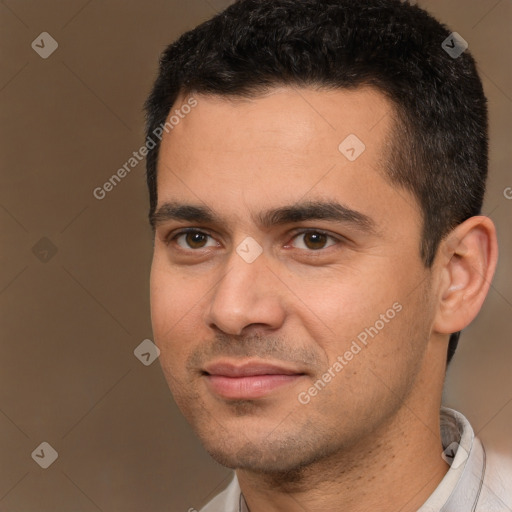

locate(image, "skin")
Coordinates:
150 86 498 511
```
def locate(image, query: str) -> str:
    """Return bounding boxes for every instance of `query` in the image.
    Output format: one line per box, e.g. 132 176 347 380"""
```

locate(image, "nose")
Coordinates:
204 247 286 336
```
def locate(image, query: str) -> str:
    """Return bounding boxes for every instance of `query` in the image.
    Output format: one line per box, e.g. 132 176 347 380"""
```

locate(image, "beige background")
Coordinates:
0 1 510 510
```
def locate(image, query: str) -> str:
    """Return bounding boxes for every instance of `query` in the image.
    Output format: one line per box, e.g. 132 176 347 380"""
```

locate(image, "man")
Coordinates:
144 0 510 510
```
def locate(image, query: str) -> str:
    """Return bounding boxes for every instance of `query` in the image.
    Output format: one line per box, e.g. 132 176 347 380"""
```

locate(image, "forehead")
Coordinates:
155 86 418 231
159 85 391 162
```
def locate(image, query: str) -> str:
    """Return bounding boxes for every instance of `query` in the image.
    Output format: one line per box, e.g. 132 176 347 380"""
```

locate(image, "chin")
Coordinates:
206 442 307 473
197 420 336 477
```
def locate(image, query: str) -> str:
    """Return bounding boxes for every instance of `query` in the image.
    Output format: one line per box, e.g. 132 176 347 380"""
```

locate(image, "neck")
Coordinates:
237 381 449 512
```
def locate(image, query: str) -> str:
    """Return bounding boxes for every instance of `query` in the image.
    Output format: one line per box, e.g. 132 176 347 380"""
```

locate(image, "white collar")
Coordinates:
418 407 485 511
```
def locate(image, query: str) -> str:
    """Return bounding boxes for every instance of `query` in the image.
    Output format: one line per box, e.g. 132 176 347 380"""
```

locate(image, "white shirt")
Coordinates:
199 407 512 511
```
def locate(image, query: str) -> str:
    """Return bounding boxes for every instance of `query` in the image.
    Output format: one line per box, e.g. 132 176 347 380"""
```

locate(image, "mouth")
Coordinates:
202 360 307 400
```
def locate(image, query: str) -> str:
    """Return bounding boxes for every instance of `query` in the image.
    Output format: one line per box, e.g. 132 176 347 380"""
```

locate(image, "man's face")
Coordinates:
150 87 437 473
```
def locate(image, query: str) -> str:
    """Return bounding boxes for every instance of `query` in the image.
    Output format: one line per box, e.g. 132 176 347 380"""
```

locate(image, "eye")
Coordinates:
290 231 338 250
173 230 218 249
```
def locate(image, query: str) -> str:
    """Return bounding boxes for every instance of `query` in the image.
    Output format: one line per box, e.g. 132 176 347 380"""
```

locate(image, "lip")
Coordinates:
203 360 306 399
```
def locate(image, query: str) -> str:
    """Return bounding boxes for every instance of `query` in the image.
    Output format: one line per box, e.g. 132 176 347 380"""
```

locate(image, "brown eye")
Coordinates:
175 231 217 249
186 232 207 248
304 232 328 249
291 231 337 250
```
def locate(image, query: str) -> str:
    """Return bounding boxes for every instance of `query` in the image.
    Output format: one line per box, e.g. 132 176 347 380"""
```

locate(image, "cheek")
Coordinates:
288 260 429 390
284 265 401 348
149 260 206 363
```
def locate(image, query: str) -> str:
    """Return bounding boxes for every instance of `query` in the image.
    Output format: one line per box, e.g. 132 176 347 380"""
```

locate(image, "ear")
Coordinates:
432 216 498 335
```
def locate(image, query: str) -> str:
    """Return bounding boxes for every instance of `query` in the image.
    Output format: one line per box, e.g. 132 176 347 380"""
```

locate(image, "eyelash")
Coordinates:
164 228 211 246
164 228 341 251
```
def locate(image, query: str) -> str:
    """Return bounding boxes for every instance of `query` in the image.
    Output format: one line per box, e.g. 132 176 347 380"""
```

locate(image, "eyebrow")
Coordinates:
151 200 377 234
151 203 216 229
257 201 376 233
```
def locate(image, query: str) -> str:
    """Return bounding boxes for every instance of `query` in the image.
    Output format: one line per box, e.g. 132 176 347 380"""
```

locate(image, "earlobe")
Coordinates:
433 216 498 335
